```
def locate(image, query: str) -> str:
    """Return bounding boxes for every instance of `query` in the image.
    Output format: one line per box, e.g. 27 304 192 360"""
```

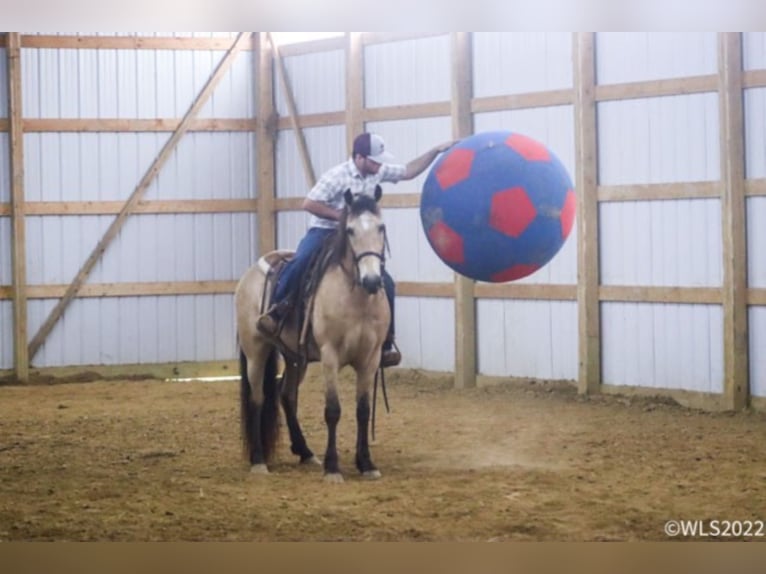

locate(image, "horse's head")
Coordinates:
341 186 387 294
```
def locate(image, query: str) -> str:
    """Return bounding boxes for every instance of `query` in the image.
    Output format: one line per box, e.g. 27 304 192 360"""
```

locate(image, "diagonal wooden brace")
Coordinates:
27 32 251 360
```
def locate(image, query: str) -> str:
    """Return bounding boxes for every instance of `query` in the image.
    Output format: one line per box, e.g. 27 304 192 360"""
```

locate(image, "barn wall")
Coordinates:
5 34 259 368
744 32 766 398
1 43 10 370
271 32 765 405
2 32 765 408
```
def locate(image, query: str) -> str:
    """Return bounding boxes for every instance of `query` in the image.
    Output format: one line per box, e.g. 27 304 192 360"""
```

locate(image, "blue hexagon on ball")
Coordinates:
420 131 576 282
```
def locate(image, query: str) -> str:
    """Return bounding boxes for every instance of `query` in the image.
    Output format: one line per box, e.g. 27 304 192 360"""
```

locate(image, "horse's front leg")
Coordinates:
355 365 382 479
321 352 344 483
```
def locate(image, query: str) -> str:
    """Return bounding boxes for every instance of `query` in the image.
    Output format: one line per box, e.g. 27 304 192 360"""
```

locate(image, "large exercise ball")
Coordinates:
420 131 575 282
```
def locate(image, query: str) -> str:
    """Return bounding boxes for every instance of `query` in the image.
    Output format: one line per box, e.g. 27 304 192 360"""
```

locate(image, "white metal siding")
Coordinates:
275 125 346 199
276 211 310 252
25 213 256 285
596 33 717 84
473 32 573 97
598 94 720 185
15 41 257 368
21 47 253 120
743 33 766 71
24 132 255 202
600 200 723 287
0 47 7 115
0 133 9 203
744 58 766 399
749 198 766 289
751 307 766 398
28 294 236 367
274 50 345 116
0 301 11 370
744 88 766 180
364 36 451 108
602 302 724 393
397 297 454 372
478 299 577 381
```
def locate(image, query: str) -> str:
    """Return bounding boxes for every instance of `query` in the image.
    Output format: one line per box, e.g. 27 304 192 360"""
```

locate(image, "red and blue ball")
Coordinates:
420 131 576 282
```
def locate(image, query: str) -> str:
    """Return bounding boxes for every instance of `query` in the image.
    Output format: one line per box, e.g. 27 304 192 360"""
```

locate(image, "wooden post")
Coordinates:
268 33 316 188
719 33 749 410
573 33 601 395
256 33 277 256
451 32 476 389
346 33 364 154
7 33 29 382
27 32 250 360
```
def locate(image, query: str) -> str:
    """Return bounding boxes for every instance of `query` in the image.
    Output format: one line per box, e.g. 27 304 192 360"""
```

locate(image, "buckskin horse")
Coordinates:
235 187 390 483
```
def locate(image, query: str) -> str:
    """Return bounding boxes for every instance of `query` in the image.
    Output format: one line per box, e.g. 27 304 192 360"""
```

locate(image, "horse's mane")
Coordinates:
324 193 381 268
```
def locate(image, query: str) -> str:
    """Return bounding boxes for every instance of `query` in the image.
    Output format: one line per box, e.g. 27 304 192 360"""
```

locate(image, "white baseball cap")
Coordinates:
353 132 394 164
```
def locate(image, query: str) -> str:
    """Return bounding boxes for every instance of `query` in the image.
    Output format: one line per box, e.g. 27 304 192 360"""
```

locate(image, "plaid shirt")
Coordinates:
306 159 406 229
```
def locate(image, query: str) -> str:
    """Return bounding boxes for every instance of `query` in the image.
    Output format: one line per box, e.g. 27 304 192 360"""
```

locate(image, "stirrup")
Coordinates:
380 340 401 368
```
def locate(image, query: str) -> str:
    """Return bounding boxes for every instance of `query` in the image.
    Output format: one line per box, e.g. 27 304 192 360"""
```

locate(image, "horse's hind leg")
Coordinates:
240 344 280 475
354 366 381 479
280 361 319 465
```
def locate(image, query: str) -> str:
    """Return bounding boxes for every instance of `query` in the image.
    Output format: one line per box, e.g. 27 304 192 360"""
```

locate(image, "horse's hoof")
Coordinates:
301 456 322 466
323 472 344 484
250 464 269 475
361 469 382 480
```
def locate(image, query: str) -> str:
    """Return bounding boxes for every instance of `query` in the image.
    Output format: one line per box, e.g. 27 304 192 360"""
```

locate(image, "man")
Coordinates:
257 132 455 368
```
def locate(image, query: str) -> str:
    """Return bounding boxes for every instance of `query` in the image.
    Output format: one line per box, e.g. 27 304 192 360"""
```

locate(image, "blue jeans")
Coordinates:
273 227 396 345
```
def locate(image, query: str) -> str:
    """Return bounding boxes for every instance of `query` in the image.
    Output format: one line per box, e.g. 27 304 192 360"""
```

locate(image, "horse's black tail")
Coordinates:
239 348 281 463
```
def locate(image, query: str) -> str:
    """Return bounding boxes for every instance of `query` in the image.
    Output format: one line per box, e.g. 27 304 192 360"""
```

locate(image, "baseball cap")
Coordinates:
352 133 394 164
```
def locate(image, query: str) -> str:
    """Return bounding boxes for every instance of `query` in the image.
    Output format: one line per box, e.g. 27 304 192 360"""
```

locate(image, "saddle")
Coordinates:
258 238 337 365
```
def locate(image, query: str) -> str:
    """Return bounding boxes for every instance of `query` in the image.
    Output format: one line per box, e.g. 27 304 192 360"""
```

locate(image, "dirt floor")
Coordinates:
0 367 765 541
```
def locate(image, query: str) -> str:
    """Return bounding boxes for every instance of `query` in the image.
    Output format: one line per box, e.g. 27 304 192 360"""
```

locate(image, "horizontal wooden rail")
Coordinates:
0 199 258 216
21 35 255 51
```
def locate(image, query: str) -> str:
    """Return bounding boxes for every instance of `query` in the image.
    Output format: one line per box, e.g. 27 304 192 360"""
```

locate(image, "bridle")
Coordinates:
346 219 390 285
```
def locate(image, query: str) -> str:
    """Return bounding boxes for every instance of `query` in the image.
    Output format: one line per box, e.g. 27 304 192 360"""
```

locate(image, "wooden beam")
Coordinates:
719 33 749 410
471 89 573 113
574 33 601 395
742 68 766 89
451 32 476 390
745 179 766 197
12 360 240 384
276 112 344 130
21 199 258 216
476 283 577 301
749 288 766 306
1 281 237 300
26 281 237 299
362 102 451 122
21 35 255 51
277 36 346 57
362 32 447 46
397 282 454 298
598 181 721 202
7 33 29 382
24 118 256 133
268 33 316 188
594 74 717 102
26 32 251 360
346 33 364 156
0 118 8 131
599 285 722 305
256 33 277 257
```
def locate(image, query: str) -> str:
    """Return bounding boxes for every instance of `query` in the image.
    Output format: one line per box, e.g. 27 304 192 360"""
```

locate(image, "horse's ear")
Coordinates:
374 185 382 202
344 189 354 206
